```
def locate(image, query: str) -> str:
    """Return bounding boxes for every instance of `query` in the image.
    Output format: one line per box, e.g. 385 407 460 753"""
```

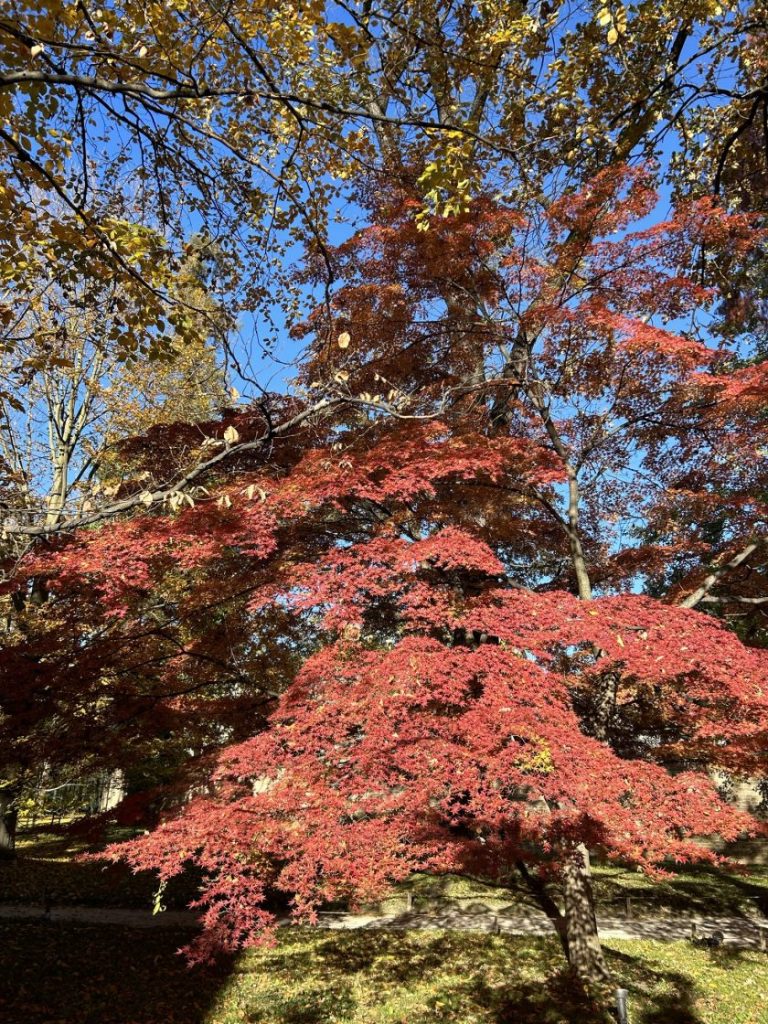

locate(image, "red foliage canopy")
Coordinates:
110 574 766 962
3 168 767 976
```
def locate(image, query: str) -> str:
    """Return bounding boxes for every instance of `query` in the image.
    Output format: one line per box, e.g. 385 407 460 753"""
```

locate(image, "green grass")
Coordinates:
590 863 768 919
220 933 768 1024
0 921 766 1024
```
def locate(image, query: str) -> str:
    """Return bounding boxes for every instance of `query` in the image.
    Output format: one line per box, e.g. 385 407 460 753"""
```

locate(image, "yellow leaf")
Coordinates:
337 331 351 349
607 27 619 44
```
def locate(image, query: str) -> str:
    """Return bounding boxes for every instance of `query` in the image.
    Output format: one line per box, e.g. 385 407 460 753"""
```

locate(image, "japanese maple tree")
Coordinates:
3 169 767 988
16 410 757 984
103 468 767 983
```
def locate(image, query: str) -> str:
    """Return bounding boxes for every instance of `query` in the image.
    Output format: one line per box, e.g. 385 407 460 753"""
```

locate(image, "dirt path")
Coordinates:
1 902 766 949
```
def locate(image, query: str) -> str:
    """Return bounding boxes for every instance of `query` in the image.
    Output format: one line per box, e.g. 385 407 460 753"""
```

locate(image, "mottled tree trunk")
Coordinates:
562 844 608 984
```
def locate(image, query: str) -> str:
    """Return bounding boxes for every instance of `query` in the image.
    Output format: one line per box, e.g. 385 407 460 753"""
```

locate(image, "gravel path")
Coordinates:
0 904 199 928
1 902 766 949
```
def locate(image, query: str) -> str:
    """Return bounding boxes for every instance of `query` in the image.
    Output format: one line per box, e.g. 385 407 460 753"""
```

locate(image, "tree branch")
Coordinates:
678 540 761 609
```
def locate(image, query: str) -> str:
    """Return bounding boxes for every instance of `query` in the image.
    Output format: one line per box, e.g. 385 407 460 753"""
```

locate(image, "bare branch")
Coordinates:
678 540 762 609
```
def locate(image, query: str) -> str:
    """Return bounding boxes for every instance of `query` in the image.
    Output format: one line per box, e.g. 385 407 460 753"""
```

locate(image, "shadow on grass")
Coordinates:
605 946 701 1024
2 824 200 910
590 862 768 919
3 919 763 1023
374 863 768 922
0 921 234 1024
223 930 720 1024
0 851 201 910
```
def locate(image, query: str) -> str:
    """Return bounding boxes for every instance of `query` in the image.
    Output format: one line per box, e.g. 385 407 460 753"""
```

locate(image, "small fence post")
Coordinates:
625 896 632 919
614 988 629 1024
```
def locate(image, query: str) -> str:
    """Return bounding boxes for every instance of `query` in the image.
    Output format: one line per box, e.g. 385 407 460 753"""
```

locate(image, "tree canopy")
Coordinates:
2 0 767 360
1 0 768 992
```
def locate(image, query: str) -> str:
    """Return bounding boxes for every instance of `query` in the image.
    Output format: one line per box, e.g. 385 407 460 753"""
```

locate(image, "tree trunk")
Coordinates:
516 859 570 958
562 844 608 984
0 789 18 859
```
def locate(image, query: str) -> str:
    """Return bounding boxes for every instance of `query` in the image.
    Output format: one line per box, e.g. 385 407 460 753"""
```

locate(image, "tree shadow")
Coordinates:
591 862 768 919
3 825 200 910
235 931 714 1024
604 946 702 1024
0 920 234 1024
2 921 761 1023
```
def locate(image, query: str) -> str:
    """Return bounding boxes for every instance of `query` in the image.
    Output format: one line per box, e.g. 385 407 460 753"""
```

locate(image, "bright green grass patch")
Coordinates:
212 931 768 1024
2 921 766 1024
606 938 768 1024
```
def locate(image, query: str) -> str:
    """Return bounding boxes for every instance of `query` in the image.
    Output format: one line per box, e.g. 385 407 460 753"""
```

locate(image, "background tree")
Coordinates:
297 167 767 612
0 228 229 544
0 229 229 853
1 1 767 370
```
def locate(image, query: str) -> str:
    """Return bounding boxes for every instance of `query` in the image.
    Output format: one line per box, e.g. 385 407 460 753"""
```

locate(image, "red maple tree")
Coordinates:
3 168 768 985
105 510 766 981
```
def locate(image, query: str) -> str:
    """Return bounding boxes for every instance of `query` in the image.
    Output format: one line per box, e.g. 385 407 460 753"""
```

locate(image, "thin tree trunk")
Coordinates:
562 844 608 984
0 788 18 859
516 859 570 958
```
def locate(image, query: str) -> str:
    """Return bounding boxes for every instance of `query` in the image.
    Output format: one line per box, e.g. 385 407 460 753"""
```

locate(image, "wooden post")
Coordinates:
625 896 632 919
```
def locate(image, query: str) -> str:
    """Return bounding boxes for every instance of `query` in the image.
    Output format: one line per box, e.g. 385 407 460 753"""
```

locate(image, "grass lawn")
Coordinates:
3 826 767 1023
0 921 766 1024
